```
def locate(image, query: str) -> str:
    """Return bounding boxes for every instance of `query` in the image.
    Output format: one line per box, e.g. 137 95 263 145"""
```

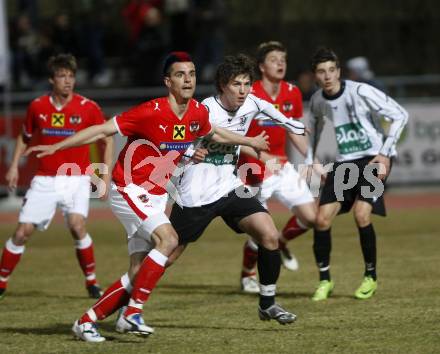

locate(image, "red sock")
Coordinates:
0 239 25 289
241 239 258 278
281 216 308 246
79 273 132 324
125 249 166 316
75 234 97 286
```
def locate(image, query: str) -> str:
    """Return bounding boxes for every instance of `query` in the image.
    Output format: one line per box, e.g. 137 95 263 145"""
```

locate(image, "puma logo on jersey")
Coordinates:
39 114 48 122
159 124 167 133
154 102 160 111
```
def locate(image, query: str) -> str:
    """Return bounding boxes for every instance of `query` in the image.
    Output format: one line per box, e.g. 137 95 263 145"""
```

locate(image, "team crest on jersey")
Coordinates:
137 194 149 203
283 101 293 112
189 121 200 133
173 125 185 140
239 115 248 127
69 115 82 124
51 113 65 127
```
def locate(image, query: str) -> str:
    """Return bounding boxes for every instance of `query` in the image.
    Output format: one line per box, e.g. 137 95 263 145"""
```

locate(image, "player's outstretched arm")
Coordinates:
26 119 118 158
211 126 269 151
251 96 305 135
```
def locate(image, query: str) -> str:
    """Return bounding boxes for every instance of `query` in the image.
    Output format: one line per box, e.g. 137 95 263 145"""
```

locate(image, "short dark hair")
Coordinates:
215 54 256 93
311 47 340 72
47 53 77 77
256 41 287 65
163 51 193 77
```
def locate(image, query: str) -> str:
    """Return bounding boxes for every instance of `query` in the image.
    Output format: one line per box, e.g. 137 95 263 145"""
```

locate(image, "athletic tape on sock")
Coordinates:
86 309 98 322
148 249 168 267
6 238 25 254
260 284 276 297
75 234 92 249
247 239 259 251
121 273 133 292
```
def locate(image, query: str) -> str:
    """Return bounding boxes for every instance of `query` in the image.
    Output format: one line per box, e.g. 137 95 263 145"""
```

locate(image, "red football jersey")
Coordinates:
24 93 106 176
112 97 212 195
238 80 303 185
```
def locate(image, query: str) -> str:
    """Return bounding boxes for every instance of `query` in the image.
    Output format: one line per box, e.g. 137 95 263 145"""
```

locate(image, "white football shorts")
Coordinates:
19 175 91 230
256 162 314 210
109 182 170 255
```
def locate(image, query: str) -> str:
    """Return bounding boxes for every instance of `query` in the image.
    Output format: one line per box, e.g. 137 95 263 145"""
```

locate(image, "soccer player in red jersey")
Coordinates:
237 42 317 293
29 52 269 342
0 54 113 300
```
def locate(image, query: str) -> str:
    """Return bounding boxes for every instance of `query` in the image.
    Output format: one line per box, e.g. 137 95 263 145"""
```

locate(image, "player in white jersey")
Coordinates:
306 48 408 301
167 54 305 324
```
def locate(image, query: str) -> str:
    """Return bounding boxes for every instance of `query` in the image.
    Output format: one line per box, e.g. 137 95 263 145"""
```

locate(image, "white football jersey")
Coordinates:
171 94 305 207
307 80 408 163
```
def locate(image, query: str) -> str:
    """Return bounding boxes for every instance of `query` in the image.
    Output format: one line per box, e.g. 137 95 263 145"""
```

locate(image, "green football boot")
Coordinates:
354 276 377 299
311 280 334 301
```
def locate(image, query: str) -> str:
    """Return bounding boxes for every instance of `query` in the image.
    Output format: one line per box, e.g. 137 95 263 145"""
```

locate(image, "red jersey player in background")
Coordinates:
1 54 114 300
29 52 269 342
237 42 317 293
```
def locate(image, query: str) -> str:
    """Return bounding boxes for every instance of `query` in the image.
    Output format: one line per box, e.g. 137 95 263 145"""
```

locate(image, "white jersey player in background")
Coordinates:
167 54 305 324
306 47 408 301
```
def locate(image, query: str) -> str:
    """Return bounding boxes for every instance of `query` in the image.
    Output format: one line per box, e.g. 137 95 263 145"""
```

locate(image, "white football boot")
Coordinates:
72 320 105 342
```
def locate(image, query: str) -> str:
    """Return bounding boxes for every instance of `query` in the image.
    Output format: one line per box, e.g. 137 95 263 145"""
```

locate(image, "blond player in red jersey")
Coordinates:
238 42 317 293
0 54 113 300
28 52 269 342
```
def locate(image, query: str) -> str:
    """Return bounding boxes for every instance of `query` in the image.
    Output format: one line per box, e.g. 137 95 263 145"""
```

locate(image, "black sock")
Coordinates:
313 229 332 281
257 246 281 309
358 224 377 280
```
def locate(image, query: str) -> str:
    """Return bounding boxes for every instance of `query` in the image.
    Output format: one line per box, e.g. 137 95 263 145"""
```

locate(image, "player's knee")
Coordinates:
316 213 332 230
353 210 371 227
298 214 316 228
13 224 34 245
258 229 279 250
161 232 179 253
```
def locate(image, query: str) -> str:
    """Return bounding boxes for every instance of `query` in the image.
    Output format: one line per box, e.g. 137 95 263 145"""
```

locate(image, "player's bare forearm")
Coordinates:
211 126 245 144
240 145 259 159
58 120 117 149
211 127 269 151
10 135 28 168
26 120 117 157
102 135 114 172
6 135 28 190
74 120 117 147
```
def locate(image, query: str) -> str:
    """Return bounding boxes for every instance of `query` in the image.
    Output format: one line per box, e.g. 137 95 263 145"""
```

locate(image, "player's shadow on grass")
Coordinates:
153 323 288 332
0 322 150 343
4 290 90 300
159 283 249 296
276 291 353 300
160 283 354 300
0 323 76 336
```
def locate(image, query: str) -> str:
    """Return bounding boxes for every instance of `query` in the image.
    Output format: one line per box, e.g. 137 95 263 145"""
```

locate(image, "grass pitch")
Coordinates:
0 207 439 354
